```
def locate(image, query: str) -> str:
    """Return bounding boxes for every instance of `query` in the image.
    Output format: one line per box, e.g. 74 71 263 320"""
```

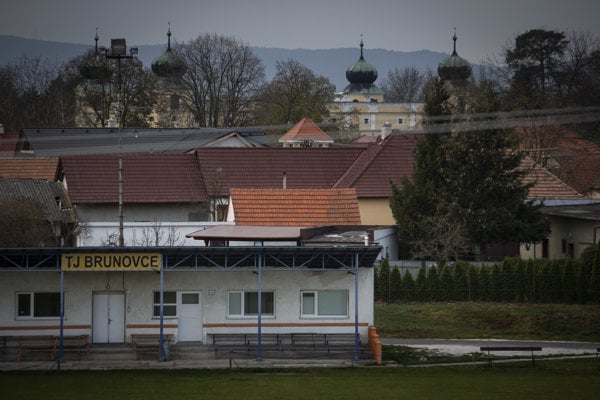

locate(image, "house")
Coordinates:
329 40 424 136
519 156 599 259
278 117 334 147
61 153 210 246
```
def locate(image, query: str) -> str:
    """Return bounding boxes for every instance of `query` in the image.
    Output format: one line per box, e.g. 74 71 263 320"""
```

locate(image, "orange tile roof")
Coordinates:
0 158 60 181
520 157 583 200
230 188 361 226
279 118 334 143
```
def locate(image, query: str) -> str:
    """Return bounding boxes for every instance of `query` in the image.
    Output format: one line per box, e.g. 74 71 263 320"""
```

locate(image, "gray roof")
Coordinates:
0 178 76 223
541 202 600 222
20 128 267 157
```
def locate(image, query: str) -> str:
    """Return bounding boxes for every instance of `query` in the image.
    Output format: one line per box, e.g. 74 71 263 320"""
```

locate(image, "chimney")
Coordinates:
381 121 392 139
282 172 287 189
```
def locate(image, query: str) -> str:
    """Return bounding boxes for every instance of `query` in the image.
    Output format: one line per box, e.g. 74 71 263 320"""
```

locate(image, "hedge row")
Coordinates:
375 248 600 304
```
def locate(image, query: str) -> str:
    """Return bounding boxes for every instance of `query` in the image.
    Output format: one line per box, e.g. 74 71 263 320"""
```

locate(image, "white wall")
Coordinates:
0 268 374 343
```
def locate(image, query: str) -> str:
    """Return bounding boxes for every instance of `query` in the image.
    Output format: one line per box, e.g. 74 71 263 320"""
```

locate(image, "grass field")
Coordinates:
3 303 599 399
375 302 600 342
2 359 599 400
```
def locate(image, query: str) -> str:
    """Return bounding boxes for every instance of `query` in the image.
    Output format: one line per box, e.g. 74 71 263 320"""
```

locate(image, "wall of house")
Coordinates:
329 101 424 135
76 204 208 223
79 221 227 247
359 199 395 225
0 268 374 343
520 215 599 259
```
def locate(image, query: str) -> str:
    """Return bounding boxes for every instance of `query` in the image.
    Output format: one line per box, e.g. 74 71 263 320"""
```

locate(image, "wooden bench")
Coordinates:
58 335 91 360
16 335 58 362
325 333 359 355
130 334 173 360
210 334 250 359
291 333 327 351
480 346 542 367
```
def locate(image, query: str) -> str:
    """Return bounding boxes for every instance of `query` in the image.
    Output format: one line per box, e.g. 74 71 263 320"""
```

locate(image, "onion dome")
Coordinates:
343 39 382 95
151 27 186 80
79 32 113 83
346 39 378 85
438 31 472 82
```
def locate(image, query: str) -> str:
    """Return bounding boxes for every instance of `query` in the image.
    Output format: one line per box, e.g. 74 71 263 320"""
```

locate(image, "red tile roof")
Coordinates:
334 134 418 197
196 147 364 195
521 157 583 200
0 158 60 181
230 188 361 226
278 118 334 144
61 153 207 204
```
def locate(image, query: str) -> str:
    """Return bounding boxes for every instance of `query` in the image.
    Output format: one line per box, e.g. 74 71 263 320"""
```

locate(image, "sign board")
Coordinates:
61 253 162 271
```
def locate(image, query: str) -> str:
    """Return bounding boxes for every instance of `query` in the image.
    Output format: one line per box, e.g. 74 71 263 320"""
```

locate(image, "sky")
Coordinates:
2 0 600 62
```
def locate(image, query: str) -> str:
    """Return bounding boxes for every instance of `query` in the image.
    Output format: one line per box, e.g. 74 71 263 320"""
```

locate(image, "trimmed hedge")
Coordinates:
375 244 600 304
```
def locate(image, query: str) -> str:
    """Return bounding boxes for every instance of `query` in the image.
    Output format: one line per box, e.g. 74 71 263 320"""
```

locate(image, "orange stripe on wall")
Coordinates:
203 322 369 328
0 325 91 331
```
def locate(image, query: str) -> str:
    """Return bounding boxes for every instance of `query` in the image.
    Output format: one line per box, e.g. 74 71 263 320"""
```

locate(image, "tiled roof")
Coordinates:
230 188 361 226
61 153 207 204
521 157 583 200
547 132 600 195
196 147 364 194
0 178 75 223
0 158 61 181
21 127 266 157
0 132 20 156
334 134 418 197
279 118 334 143
517 127 600 196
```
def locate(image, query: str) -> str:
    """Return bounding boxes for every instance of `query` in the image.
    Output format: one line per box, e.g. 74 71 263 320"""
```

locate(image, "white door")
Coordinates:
92 292 125 343
178 292 202 341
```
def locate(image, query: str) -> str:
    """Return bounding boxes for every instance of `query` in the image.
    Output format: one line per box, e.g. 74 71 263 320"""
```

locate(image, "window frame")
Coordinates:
300 290 349 318
16 292 61 319
152 290 177 318
227 290 275 318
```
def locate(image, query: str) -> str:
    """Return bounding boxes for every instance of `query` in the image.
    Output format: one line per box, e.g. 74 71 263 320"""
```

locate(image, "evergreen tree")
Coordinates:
402 270 416 302
377 259 391 303
467 264 480 301
415 266 428 302
389 266 402 303
439 264 454 301
589 243 600 303
489 263 502 302
453 261 469 301
426 265 441 302
561 258 578 304
478 265 491 302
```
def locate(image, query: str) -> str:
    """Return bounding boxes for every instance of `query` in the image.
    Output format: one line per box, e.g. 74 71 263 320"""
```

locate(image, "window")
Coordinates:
363 118 369 125
17 292 60 318
228 291 274 317
153 291 177 317
301 290 348 317
397 117 404 125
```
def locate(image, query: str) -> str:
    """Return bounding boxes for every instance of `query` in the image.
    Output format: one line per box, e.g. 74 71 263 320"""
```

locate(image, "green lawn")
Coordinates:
2 359 599 400
374 302 600 341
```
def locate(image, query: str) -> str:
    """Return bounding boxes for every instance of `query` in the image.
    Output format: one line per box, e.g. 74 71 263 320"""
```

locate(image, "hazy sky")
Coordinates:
2 0 600 62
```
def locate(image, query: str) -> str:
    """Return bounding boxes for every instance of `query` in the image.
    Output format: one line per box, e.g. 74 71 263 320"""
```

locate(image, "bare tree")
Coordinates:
76 51 158 127
254 59 335 126
176 33 265 127
0 199 54 247
132 219 184 247
380 66 425 103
